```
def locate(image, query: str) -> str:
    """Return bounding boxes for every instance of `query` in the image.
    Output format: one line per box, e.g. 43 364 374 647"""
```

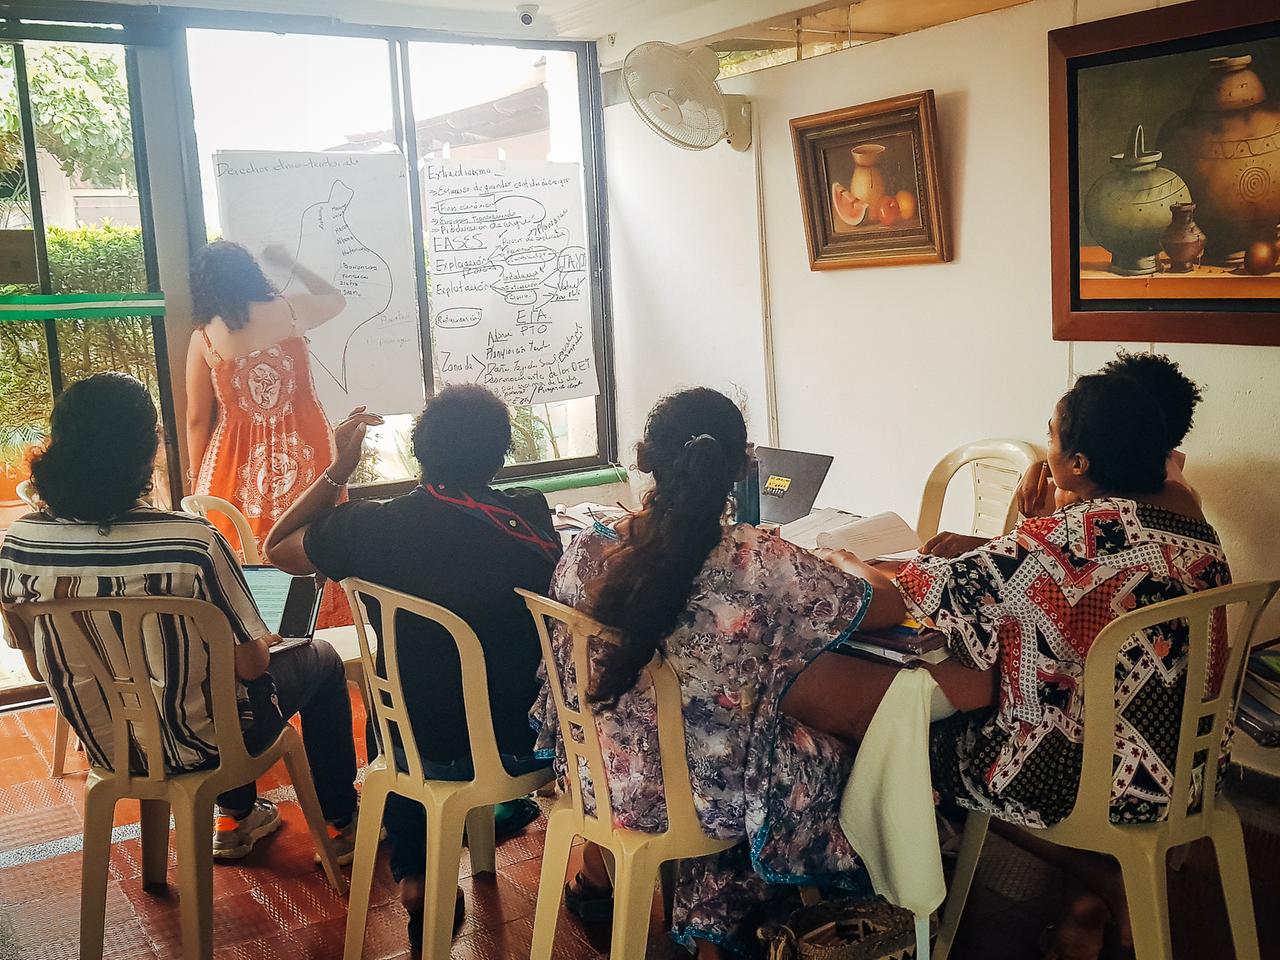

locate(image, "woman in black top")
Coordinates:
268 384 560 947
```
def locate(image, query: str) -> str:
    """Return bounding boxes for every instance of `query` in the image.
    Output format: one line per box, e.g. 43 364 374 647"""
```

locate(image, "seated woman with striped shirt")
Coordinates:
0 373 360 862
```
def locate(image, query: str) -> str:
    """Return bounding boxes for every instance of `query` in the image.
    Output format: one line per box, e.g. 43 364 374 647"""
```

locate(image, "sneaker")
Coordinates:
324 812 359 866
212 799 282 860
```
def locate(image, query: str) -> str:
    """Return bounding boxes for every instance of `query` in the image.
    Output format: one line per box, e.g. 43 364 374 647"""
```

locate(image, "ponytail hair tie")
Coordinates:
685 433 716 448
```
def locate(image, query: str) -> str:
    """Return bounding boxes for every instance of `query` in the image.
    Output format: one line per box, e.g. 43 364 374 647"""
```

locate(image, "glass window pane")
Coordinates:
406 42 599 470
24 40 171 506
0 43 52 531
185 30 396 237
26 42 142 249
186 30 418 487
0 321 53 520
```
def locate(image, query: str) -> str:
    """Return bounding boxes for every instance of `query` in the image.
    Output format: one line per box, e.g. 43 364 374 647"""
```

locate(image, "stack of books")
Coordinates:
1239 641 1280 747
840 617 949 666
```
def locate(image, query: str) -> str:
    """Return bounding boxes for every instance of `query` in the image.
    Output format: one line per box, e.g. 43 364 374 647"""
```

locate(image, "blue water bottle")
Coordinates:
734 444 760 525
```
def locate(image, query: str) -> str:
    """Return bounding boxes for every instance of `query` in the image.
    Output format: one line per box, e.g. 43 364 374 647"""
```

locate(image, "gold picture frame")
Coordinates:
790 90 951 270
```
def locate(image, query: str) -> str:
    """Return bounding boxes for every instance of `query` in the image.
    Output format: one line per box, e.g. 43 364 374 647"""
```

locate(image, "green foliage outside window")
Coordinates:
0 44 135 191
0 224 154 488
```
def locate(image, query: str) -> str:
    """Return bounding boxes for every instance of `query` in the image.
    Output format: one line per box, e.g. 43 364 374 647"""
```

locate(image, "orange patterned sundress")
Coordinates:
194 331 336 546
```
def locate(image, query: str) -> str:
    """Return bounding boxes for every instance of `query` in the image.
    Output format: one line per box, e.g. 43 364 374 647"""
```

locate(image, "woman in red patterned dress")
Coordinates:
185 240 345 555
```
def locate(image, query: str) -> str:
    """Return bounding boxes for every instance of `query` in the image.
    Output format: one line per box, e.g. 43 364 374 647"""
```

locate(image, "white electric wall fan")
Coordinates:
622 42 752 152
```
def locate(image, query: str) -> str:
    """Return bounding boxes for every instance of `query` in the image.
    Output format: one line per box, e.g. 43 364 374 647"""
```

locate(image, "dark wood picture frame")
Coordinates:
1050 0 1280 344
791 91 951 270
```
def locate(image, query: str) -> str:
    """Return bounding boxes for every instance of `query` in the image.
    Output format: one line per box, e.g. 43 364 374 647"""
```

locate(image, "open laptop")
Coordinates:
241 566 323 654
754 446 834 525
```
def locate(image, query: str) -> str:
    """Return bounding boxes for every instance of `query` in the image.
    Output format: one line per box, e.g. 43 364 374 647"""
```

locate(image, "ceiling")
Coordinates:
107 0 1027 66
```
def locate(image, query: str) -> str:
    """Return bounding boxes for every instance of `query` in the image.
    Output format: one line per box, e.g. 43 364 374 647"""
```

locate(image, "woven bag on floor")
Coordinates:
758 899 919 960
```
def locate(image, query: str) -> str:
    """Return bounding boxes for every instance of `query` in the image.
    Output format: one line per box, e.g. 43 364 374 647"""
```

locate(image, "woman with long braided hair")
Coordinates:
532 388 993 956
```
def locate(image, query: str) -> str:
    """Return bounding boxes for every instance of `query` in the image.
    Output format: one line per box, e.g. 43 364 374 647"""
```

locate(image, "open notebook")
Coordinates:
780 509 921 560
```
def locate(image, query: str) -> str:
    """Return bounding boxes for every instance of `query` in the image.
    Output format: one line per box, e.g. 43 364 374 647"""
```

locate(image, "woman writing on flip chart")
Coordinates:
185 240 345 554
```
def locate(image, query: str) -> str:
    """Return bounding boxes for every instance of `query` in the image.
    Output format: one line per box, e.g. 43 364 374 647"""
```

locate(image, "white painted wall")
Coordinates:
604 104 770 465
603 0 1280 630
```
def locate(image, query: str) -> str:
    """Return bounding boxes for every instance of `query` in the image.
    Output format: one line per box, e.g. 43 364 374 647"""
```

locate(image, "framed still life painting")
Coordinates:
791 90 951 270
1050 0 1280 344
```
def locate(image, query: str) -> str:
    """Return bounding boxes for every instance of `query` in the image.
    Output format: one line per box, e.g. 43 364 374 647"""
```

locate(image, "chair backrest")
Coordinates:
0 595 252 785
1064 579 1279 842
916 438 1039 542
516 588 704 839
15 478 40 511
341 578 505 783
180 494 261 564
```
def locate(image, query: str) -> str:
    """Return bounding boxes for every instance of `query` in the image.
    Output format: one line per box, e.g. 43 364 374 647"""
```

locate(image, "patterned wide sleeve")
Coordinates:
757 532 872 660
895 535 1018 671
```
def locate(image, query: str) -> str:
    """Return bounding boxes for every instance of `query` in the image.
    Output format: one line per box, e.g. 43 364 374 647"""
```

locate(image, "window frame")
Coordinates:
0 2 619 490
0 21 184 506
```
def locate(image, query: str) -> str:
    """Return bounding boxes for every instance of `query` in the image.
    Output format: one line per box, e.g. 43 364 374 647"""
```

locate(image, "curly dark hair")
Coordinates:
29 373 158 527
587 388 748 709
189 240 277 331
1057 374 1166 495
1100 351 1203 450
412 385 512 488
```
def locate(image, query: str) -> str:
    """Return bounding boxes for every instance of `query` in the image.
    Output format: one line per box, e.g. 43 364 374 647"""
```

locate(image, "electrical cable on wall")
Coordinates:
753 104 781 446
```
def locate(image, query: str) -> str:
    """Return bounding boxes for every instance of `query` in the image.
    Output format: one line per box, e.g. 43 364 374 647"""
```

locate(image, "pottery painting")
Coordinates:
792 91 950 270
1051 0 1279 344
1074 28 1280 300
824 134 922 235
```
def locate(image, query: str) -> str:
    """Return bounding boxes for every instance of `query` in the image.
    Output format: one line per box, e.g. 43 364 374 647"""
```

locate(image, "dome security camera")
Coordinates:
516 4 538 27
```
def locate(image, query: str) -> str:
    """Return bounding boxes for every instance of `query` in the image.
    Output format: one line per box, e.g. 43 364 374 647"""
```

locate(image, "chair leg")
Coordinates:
139 799 171 890
1116 843 1172 960
51 713 69 779
172 796 215 960
281 736 345 893
933 811 990 960
343 780 390 960
610 848 659 960
421 800 468 960
78 780 118 960
1210 808 1261 960
466 805 496 876
660 859 677 928
529 811 576 960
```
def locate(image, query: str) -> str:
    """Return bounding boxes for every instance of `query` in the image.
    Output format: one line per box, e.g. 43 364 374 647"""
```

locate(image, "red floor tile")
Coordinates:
10 698 1277 960
0 800 83 852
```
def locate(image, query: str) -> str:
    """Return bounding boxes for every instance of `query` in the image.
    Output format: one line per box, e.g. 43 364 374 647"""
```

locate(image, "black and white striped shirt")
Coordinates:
0 507 269 773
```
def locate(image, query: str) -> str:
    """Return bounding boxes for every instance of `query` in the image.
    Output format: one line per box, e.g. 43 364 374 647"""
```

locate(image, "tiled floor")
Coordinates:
1 692 1278 960
0 695 682 960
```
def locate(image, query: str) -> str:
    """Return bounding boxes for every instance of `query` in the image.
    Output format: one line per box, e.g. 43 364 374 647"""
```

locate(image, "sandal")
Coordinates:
564 871 613 922
406 887 466 952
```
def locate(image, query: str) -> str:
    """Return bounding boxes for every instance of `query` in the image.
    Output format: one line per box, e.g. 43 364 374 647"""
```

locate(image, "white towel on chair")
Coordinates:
839 667 955 923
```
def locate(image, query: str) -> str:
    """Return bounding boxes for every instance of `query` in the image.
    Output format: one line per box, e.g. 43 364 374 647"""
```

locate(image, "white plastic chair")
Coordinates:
517 588 737 960
180 494 261 564
1 595 344 960
341 578 554 960
934 579 1280 960
916 439 1039 542
9 478 83 778
15 478 40 511
50 707 82 779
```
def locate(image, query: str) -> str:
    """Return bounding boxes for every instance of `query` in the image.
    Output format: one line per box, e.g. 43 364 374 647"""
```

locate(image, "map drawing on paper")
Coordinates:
215 150 424 420
423 160 600 407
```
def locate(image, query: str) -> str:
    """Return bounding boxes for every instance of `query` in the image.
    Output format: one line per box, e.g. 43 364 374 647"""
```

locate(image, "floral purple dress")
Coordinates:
531 522 875 954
